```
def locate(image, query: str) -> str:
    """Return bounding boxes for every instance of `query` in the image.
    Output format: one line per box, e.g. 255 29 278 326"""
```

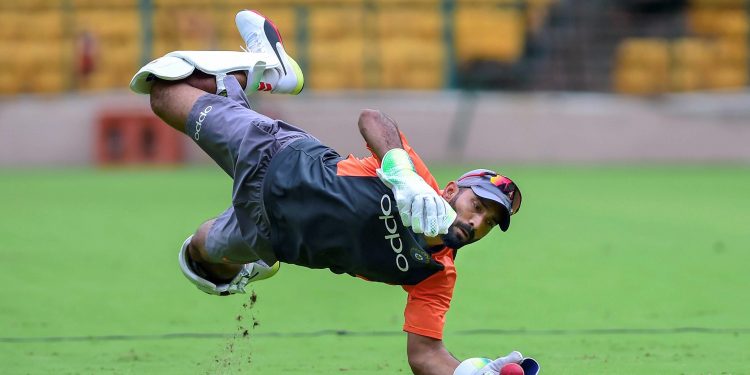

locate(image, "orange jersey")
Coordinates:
336 133 456 340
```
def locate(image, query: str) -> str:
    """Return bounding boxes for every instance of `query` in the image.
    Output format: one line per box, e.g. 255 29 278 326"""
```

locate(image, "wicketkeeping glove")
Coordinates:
454 351 539 375
376 148 456 237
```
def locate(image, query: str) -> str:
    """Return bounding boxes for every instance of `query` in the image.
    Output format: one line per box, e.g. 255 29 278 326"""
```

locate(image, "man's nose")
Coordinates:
468 215 479 228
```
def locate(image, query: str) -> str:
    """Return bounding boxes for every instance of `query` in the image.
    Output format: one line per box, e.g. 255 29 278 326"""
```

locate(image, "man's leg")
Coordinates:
235 10 304 94
145 73 249 284
133 9 300 296
148 72 281 295
130 10 302 97
189 218 242 281
149 71 247 133
146 73 279 291
178 210 280 296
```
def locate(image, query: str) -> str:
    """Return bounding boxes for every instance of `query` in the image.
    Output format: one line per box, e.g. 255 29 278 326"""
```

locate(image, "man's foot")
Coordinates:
235 10 304 95
245 259 281 283
178 235 280 296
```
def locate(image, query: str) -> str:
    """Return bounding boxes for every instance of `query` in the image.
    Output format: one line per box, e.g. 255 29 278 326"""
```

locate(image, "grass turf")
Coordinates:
0 166 748 374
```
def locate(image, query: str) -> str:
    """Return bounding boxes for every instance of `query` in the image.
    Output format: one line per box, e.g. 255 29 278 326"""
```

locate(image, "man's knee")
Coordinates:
188 219 216 263
148 79 203 133
149 80 171 117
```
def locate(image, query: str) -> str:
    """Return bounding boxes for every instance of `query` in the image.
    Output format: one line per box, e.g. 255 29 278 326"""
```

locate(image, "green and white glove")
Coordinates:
454 351 524 375
376 148 456 237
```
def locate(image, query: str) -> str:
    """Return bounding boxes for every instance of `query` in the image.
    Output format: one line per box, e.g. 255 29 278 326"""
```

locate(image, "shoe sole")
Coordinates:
251 261 281 282
286 56 305 95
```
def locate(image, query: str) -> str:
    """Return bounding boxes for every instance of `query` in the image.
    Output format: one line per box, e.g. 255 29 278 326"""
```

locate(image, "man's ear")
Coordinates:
442 181 458 201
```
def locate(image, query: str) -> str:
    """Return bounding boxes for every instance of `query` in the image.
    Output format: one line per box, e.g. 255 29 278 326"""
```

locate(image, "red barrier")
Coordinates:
95 111 184 165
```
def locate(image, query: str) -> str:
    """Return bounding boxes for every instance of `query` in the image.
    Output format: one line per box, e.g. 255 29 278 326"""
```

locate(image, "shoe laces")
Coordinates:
240 31 265 54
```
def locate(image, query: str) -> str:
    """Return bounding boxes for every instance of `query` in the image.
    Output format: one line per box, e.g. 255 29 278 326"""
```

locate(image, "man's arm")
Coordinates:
407 333 460 375
357 108 403 160
357 109 456 237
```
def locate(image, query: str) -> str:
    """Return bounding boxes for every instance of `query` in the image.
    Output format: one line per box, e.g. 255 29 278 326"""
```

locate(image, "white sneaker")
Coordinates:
178 235 281 296
235 10 304 95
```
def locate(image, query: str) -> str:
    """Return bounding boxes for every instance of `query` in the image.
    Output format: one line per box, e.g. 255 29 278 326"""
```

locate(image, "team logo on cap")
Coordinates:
490 175 517 201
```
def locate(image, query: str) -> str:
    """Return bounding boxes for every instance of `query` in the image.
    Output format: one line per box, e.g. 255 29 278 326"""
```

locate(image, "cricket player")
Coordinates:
130 10 537 375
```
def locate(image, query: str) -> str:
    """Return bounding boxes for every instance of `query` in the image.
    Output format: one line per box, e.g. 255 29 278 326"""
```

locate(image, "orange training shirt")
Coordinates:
335 133 456 340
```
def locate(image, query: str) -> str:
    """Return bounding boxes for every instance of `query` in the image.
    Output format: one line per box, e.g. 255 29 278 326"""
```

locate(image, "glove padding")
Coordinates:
376 148 456 237
454 351 524 375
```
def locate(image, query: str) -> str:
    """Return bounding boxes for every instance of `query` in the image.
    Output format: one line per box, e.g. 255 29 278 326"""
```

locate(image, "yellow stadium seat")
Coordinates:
688 3 749 36
151 38 176 58
98 41 140 72
28 70 65 93
215 36 247 53
0 11 26 40
309 7 366 40
404 69 443 89
706 63 748 89
616 38 670 70
0 42 17 69
714 9 749 36
671 38 714 69
454 6 525 63
670 66 704 92
74 9 140 41
82 71 113 91
380 38 444 89
171 10 218 50
687 7 718 35
614 38 671 94
714 36 748 64
21 10 64 39
376 7 442 39
72 0 138 7
309 38 364 67
308 68 366 90
10 43 53 75
309 37 366 89
1 0 64 11
613 67 668 95
152 11 179 39
0 72 22 95
175 37 216 51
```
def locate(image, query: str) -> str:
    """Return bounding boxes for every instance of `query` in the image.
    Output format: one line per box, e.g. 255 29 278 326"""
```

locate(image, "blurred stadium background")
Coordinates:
3 0 750 93
1 1 749 374
2 0 750 165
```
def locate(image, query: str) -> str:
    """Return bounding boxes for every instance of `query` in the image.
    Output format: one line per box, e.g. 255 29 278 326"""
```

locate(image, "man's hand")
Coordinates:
453 351 524 375
376 148 456 237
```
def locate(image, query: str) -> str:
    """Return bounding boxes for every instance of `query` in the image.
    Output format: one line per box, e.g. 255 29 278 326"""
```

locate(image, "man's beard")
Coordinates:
441 221 475 249
441 191 475 249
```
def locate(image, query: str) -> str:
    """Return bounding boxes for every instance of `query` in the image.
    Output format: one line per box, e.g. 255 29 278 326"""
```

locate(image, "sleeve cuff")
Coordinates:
403 323 443 340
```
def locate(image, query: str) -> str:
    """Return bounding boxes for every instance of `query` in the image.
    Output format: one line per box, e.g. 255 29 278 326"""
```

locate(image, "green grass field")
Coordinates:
1 166 748 374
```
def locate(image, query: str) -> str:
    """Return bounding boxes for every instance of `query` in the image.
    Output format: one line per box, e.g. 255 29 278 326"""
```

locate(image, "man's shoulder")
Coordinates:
336 154 380 177
404 149 440 192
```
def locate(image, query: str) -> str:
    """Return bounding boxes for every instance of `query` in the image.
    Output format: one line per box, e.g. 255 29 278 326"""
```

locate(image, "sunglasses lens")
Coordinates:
491 175 521 215
462 172 521 215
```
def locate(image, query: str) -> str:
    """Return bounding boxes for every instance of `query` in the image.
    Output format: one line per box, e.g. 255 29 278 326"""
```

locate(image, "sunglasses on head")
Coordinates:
458 172 522 215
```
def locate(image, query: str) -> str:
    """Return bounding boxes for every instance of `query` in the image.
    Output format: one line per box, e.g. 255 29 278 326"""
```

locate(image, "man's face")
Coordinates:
441 182 505 249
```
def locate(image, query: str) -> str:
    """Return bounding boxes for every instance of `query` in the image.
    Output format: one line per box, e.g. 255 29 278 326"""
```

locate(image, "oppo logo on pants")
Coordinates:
194 105 212 140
